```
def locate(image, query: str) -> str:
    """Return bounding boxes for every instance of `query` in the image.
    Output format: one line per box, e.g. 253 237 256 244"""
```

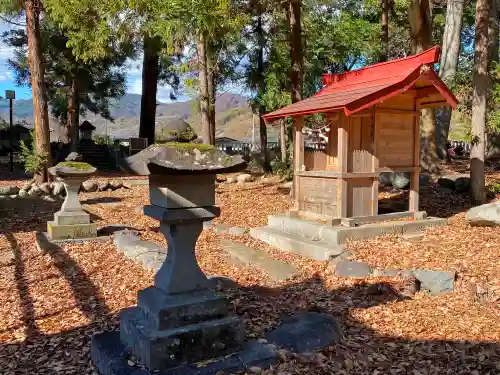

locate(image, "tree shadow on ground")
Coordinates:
81 197 123 205
0 196 102 234
378 182 492 218
0 267 498 374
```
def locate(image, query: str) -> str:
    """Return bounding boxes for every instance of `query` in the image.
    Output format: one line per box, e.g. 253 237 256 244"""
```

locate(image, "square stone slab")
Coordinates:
120 307 244 371
91 330 277 375
47 221 97 240
54 210 90 225
138 287 228 330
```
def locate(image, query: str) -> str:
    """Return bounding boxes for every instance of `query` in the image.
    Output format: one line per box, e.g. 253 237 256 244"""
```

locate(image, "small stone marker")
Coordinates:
265 312 341 353
114 230 166 270
334 260 371 278
46 156 97 240
466 203 500 226
221 239 298 282
411 269 455 296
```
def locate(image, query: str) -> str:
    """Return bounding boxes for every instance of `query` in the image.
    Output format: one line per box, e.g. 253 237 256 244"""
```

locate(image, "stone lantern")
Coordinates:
47 153 97 240
91 144 276 375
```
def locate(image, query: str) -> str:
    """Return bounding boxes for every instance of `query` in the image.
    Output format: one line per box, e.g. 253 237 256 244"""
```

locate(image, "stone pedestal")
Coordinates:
47 175 96 240
112 173 245 372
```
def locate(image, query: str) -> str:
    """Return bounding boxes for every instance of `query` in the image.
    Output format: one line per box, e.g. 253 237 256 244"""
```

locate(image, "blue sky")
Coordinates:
0 20 185 103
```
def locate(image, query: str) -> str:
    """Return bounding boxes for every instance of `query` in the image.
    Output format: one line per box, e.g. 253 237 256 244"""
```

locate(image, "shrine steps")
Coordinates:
249 215 345 261
250 214 447 262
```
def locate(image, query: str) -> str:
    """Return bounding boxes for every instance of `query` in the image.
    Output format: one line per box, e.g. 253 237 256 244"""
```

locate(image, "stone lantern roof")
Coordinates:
79 120 96 131
120 143 247 175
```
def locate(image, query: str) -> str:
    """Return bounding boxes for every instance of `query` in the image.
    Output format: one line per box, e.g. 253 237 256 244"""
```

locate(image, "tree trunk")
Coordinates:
207 43 216 145
25 0 52 182
487 0 499 64
409 0 439 172
470 0 490 205
197 33 211 144
139 36 160 147
256 14 270 171
437 0 464 159
289 0 303 103
67 75 79 152
380 0 389 62
280 119 286 162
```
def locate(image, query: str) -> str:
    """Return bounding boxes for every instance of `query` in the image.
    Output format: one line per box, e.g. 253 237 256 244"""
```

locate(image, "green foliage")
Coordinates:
93 134 113 145
154 142 216 152
57 161 93 170
488 182 500 194
19 129 48 175
156 124 198 142
270 157 293 181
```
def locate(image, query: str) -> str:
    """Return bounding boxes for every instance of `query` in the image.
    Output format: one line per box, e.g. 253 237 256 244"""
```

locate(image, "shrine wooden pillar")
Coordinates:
337 112 348 217
293 116 305 210
410 100 421 213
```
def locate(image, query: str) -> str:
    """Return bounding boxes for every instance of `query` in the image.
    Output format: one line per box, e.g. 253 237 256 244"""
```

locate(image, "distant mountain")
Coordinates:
0 92 277 141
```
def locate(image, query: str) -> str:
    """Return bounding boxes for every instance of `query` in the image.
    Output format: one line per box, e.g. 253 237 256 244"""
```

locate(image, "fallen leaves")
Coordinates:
0 174 499 374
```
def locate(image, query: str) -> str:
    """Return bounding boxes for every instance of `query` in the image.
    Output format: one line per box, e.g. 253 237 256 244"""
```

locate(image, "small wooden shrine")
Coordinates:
264 47 457 222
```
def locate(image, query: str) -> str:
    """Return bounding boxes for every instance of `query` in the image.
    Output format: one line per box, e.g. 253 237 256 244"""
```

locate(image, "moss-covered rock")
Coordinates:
57 161 94 170
154 142 216 152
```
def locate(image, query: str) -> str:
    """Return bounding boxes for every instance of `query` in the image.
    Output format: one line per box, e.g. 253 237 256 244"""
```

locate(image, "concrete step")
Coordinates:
221 239 299 282
267 215 339 243
249 226 344 261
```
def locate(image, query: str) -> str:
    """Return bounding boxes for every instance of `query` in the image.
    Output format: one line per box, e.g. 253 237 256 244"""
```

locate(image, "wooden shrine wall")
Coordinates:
375 95 416 168
347 178 376 217
297 176 338 217
347 116 374 173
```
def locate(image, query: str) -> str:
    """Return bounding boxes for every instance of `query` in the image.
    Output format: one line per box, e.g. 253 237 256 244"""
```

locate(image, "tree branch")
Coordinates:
0 15 26 27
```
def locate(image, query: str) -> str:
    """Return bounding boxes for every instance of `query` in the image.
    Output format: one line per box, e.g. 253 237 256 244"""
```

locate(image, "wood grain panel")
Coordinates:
347 178 374 217
298 176 338 217
376 113 415 167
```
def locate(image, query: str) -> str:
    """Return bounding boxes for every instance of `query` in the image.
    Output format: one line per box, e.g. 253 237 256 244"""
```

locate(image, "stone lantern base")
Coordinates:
47 211 97 240
120 287 244 370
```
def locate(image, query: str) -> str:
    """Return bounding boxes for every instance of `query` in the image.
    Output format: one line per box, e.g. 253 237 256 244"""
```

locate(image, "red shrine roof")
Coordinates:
263 46 458 121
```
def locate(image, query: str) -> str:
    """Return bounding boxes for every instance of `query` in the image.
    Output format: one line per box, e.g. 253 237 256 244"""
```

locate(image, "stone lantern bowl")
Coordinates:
46 161 97 240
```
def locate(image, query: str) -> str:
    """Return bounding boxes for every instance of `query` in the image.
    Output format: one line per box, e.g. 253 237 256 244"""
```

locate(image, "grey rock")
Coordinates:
440 187 453 194
39 182 52 194
329 250 353 266
203 220 213 230
0 186 19 195
208 276 238 290
466 203 500 226
213 223 231 234
437 176 456 190
21 182 33 192
390 172 410 189
281 181 293 189
236 173 253 183
134 205 144 214
65 152 83 161
98 181 110 191
379 172 392 187
9 194 18 199
42 195 57 203
114 230 166 270
419 174 431 186
412 269 455 295
265 312 341 353
226 177 235 184
371 268 401 277
18 189 28 198
228 226 247 235
454 176 471 193
53 182 65 196
110 180 123 190
334 260 371 278
82 180 98 192
221 239 298 282
28 185 42 196
400 269 414 278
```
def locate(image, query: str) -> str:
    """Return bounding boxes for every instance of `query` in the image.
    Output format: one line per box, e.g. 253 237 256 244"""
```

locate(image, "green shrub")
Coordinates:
270 157 293 181
488 183 500 194
19 129 48 175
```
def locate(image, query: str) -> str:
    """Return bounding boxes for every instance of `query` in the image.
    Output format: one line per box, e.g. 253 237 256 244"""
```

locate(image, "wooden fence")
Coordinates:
304 147 327 171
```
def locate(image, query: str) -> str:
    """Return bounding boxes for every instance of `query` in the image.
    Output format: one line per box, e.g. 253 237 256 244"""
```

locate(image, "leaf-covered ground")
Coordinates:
0 174 499 375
